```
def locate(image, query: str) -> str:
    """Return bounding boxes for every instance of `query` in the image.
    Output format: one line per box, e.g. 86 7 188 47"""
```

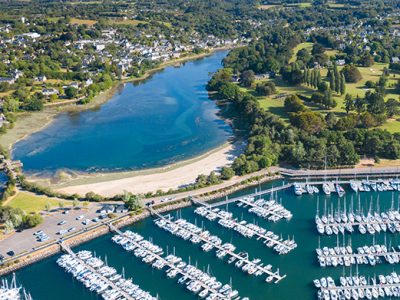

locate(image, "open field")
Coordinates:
7 192 71 214
69 18 97 26
258 4 281 10
289 42 313 63
107 19 146 26
254 49 400 131
327 3 347 8
285 2 312 8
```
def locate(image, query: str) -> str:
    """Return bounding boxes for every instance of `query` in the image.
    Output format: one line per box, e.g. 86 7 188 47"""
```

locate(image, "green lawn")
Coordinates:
252 60 400 131
7 192 71 213
290 42 313 63
285 2 312 8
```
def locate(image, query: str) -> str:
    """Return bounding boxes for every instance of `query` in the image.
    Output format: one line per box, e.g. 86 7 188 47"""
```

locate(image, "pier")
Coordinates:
59 243 136 300
151 209 286 283
192 183 292 208
315 272 400 299
194 206 296 254
110 228 236 299
316 244 400 267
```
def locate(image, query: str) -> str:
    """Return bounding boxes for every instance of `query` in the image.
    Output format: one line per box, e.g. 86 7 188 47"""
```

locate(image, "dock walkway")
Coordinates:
151 210 286 283
108 225 228 298
60 243 135 300
192 183 292 208
194 206 295 254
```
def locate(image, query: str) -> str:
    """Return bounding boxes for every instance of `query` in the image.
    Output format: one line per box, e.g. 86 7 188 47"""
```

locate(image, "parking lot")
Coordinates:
0 202 125 259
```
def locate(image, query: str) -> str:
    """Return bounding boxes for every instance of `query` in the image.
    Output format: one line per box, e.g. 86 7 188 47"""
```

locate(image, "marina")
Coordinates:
234 196 292 223
152 213 285 283
111 229 244 299
58 246 155 300
0 274 32 300
316 243 400 267
7 178 400 300
315 272 400 300
194 206 297 255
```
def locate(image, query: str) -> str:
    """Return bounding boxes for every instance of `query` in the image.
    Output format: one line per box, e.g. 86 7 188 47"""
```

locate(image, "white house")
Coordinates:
42 88 59 96
35 75 47 82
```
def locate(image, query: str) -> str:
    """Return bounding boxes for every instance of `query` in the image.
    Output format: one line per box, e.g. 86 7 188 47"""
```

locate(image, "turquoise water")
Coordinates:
7 181 400 299
12 51 231 174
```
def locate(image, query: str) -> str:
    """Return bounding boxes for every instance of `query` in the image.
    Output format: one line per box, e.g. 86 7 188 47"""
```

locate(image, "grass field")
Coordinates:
254 54 400 131
290 42 313 63
285 2 312 8
69 18 97 26
327 3 347 8
7 192 71 213
107 19 146 26
258 4 281 10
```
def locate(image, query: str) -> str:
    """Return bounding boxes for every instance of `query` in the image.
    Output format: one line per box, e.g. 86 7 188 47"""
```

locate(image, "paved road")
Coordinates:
0 203 124 258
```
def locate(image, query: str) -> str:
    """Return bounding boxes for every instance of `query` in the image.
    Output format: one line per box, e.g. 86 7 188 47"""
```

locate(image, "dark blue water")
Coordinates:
7 181 400 299
12 51 231 174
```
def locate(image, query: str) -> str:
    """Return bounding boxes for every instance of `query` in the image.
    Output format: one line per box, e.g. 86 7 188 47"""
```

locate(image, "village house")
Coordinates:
35 75 47 82
69 82 80 89
336 59 346 66
42 88 59 96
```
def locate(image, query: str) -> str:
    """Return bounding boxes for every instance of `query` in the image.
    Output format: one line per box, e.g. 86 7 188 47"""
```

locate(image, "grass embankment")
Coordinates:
250 43 400 132
7 192 71 213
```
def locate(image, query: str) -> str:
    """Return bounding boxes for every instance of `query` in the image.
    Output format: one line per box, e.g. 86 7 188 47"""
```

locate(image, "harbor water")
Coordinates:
12 51 231 174
7 180 400 299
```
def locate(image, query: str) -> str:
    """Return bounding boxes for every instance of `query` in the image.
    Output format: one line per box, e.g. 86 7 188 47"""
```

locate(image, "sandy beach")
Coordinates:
55 142 243 197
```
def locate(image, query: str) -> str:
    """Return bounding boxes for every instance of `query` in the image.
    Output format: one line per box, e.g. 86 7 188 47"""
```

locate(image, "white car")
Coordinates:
34 230 44 236
76 215 84 220
82 219 90 225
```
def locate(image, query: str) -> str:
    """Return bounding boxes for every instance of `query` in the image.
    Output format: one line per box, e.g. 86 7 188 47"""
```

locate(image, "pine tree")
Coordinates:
330 70 336 91
316 70 322 88
311 69 316 88
340 73 346 95
306 68 310 85
334 63 340 94
303 67 308 84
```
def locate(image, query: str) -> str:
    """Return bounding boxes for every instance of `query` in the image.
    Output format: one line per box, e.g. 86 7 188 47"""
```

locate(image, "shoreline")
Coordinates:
0 47 232 152
52 140 245 196
0 47 239 196
0 173 280 276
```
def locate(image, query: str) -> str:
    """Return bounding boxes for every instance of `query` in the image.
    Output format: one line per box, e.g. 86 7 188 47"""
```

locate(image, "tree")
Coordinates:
344 94 354 113
4 220 14 234
123 192 143 212
255 81 276 96
220 167 235 180
359 54 374 67
333 63 340 94
354 95 366 114
240 70 255 87
284 95 306 112
45 202 51 212
73 199 80 209
316 70 321 88
23 214 43 228
342 65 363 83
207 171 221 185
312 43 325 55
365 91 385 115
360 112 377 128
59 201 65 210
329 68 336 91
386 98 400 118
289 111 326 134
65 86 78 99
340 73 346 95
